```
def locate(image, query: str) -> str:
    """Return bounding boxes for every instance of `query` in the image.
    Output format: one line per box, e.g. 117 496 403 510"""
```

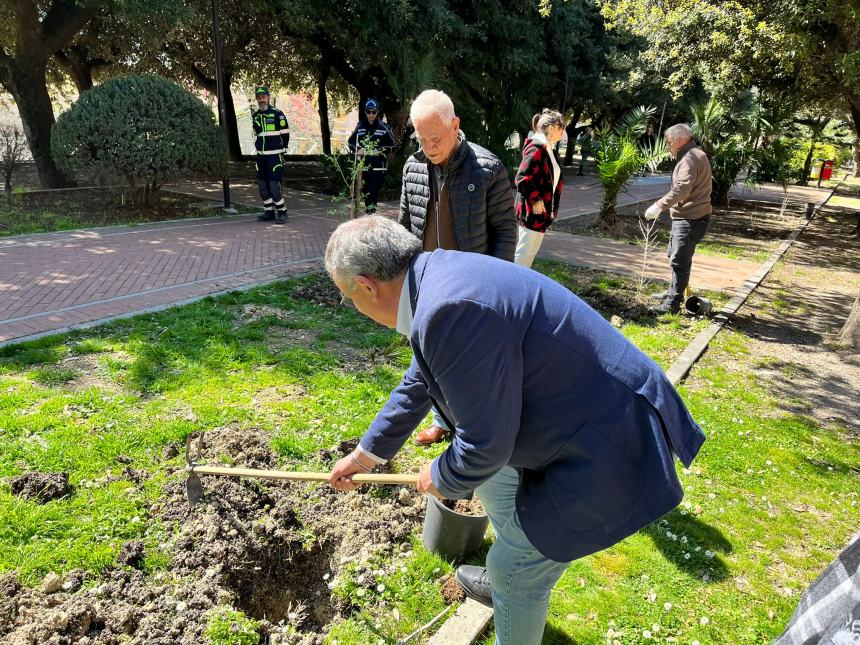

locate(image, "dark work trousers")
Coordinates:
668 217 710 300
362 169 385 213
256 155 285 217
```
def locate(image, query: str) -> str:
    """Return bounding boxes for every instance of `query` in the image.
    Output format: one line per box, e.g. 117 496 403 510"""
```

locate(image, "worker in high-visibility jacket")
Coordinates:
347 98 396 214
251 86 290 224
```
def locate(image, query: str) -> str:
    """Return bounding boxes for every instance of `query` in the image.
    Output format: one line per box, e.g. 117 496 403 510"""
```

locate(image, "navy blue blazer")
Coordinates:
360 251 705 562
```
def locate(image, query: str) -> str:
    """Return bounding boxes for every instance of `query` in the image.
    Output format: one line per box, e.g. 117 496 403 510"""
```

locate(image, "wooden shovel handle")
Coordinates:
188 464 418 485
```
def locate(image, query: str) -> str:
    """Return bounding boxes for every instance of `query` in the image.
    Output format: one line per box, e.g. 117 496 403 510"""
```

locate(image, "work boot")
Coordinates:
455 566 492 608
650 290 669 301
257 210 275 222
414 425 449 446
275 210 288 225
650 295 682 315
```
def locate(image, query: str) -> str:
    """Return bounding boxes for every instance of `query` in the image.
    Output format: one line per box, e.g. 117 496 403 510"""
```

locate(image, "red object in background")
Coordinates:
821 160 834 181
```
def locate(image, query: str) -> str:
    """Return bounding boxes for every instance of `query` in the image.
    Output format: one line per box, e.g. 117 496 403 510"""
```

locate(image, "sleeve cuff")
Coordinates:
357 444 386 465
430 456 469 500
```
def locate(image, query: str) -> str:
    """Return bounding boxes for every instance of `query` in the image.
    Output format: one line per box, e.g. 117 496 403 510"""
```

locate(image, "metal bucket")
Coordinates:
685 295 713 316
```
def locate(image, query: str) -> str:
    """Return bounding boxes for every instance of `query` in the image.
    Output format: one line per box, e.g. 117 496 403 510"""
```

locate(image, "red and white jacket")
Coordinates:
514 133 564 233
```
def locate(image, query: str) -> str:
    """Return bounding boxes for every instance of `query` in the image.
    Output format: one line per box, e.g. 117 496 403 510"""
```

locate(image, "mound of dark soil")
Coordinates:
441 497 486 517
9 472 71 503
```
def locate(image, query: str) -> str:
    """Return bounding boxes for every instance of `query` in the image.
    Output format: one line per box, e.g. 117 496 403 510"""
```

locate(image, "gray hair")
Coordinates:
664 123 693 142
324 215 422 289
532 109 564 134
410 89 455 127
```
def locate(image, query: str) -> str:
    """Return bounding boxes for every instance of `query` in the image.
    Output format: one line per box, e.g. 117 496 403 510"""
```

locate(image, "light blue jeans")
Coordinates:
475 467 571 645
432 407 451 432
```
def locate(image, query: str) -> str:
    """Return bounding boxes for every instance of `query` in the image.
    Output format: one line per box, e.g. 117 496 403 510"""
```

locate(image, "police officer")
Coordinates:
251 86 289 224
347 98 396 214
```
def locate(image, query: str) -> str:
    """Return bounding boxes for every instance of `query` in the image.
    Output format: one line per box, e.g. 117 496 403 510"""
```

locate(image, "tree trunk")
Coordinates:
0 1 94 188
852 137 860 179
847 96 860 179
599 195 618 229
838 291 860 349
221 75 242 161
318 62 331 156
54 49 95 93
187 66 242 161
712 188 731 207
563 106 584 166
799 140 816 186
4 59 70 188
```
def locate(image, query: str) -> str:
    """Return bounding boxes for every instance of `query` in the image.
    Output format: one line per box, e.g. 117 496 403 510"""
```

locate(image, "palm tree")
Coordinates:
596 106 671 227
691 97 761 206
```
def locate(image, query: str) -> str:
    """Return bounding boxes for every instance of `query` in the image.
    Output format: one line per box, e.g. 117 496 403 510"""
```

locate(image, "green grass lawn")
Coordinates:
1 267 856 644
0 188 257 237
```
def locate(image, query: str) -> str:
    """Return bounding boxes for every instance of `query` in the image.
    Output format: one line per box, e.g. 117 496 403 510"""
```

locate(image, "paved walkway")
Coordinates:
729 182 832 206
1 176 765 346
538 231 759 292
0 205 337 345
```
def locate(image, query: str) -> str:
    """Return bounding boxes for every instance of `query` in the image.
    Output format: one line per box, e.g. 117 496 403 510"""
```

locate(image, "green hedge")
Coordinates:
52 74 225 206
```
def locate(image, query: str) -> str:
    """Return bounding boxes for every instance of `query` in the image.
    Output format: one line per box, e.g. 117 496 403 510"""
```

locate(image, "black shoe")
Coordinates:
257 211 275 222
455 565 492 608
275 210 288 224
650 296 682 314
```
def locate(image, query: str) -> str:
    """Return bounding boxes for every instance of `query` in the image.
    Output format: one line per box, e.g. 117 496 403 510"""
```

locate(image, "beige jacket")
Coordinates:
656 141 712 220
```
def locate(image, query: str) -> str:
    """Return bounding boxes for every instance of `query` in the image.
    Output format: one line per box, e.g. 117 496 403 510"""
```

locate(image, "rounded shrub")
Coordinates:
52 74 226 206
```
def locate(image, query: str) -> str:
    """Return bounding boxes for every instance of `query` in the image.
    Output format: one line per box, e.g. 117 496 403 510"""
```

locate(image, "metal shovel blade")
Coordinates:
186 469 204 508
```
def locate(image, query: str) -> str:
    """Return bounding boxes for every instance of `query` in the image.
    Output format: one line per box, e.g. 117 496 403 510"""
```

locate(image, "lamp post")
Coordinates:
211 0 234 211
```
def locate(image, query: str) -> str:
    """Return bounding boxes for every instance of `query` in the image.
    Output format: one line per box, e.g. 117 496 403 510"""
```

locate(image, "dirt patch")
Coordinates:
237 304 293 326
0 427 427 644
442 497 486 517
58 354 123 394
440 575 465 604
691 203 860 433
251 384 306 406
291 274 342 308
553 200 804 263
9 472 71 503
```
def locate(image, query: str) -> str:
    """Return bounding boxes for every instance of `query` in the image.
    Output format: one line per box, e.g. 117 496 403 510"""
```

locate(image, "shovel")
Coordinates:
184 431 418 507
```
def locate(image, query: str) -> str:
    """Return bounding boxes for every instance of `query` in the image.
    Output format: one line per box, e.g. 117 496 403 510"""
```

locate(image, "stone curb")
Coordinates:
664 177 844 386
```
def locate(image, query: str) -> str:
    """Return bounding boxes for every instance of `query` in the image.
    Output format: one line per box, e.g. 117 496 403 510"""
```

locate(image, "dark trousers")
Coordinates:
256 155 285 215
578 151 589 175
668 217 710 299
362 169 385 213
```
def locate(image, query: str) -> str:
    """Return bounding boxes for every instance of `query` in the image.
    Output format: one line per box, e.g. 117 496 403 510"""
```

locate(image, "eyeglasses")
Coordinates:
365 109 378 115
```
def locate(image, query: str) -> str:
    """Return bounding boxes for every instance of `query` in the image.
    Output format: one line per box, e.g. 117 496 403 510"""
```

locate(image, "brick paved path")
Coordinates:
538 232 759 292
2 176 771 346
0 204 339 345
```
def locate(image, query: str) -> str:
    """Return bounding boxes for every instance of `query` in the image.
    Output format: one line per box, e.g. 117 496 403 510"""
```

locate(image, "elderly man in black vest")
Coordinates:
398 89 517 445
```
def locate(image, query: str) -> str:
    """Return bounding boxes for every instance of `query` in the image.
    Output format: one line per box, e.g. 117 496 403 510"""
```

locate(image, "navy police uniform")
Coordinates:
347 99 396 214
251 86 290 223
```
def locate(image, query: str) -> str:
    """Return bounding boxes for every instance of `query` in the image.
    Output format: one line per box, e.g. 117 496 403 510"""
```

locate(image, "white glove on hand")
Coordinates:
644 204 662 220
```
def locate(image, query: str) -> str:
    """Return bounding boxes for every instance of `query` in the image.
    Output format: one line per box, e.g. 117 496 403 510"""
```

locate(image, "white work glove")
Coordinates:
644 203 662 220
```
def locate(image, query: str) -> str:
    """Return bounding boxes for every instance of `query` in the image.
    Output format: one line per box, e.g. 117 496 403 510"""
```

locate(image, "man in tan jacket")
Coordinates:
644 123 712 314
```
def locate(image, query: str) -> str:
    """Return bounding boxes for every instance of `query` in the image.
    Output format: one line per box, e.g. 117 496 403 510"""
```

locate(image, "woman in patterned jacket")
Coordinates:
514 109 565 267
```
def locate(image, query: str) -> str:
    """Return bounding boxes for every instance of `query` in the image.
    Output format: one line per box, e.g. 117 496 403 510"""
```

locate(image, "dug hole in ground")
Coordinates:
0 426 430 644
